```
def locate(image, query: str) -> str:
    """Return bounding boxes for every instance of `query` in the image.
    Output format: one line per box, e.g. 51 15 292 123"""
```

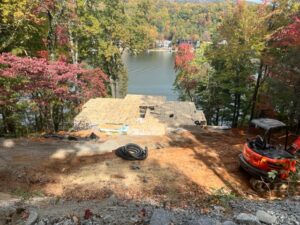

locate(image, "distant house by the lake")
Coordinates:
155 40 172 48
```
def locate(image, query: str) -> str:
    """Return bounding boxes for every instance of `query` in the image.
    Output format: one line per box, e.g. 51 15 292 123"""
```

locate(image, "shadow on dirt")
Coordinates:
166 126 253 196
0 127 255 204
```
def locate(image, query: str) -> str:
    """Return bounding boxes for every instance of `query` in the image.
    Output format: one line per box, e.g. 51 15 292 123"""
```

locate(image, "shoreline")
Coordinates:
147 48 176 53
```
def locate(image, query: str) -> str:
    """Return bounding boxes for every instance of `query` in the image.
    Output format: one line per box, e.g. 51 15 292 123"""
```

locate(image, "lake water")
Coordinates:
123 51 178 100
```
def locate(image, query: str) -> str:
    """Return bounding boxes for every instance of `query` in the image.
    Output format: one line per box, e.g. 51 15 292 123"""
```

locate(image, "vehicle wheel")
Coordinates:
250 178 269 193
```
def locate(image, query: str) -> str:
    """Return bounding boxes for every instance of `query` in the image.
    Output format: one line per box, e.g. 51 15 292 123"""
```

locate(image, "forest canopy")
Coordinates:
174 0 300 131
0 0 300 135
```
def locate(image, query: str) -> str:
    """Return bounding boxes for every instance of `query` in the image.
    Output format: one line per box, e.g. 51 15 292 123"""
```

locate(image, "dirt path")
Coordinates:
0 128 257 206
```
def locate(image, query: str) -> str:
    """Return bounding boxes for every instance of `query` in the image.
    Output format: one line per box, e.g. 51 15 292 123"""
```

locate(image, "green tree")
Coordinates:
0 0 45 55
200 1 268 127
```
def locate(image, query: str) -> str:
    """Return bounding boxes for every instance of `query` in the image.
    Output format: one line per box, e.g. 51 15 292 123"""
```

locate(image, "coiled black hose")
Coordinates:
115 143 148 160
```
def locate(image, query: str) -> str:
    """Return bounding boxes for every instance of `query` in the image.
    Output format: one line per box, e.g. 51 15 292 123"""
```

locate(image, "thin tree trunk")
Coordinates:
186 89 193 102
296 119 300 134
47 10 56 61
68 25 78 64
232 93 241 128
215 108 220 125
236 93 241 127
294 81 300 133
250 62 264 122
110 77 116 98
1 110 7 134
232 93 237 128
2 109 16 135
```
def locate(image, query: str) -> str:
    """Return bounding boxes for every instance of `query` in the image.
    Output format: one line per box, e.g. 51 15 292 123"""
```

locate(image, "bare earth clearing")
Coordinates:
0 128 254 204
1 128 300 225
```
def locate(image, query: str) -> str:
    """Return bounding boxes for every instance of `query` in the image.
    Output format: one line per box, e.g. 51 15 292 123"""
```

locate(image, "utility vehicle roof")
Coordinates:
251 118 286 130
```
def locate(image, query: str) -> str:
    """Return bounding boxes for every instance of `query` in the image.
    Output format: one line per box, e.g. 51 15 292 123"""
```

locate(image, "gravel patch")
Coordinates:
0 196 299 225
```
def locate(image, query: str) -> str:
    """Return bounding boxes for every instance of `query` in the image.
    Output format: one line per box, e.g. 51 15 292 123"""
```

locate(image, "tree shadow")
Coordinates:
0 138 212 208
165 126 254 197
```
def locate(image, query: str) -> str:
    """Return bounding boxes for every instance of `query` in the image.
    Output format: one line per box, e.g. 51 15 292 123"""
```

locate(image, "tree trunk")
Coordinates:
110 77 117 98
215 108 220 125
232 94 237 128
47 10 56 61
2 109 16 135
250 62 264 122
294 81 300 133
232 93 240 128
186 89 193 102
52 104 60 132
296 119 300 135
68 25 78 64
236 93 241 127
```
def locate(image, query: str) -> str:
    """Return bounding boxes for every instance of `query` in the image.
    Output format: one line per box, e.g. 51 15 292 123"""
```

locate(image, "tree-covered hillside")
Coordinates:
173 0 300 130
1 0 300 136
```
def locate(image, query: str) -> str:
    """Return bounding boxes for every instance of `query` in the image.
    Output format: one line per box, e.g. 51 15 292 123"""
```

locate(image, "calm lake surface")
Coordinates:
123 51 178 100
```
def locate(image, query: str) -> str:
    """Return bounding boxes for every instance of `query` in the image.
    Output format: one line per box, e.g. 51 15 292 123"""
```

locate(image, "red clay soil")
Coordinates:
0 128 262 207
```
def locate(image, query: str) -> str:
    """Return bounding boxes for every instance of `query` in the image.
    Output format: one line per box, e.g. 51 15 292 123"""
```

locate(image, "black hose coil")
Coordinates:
115 143 148 160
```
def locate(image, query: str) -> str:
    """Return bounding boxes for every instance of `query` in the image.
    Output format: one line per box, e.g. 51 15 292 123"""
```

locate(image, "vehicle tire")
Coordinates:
250 178 269 193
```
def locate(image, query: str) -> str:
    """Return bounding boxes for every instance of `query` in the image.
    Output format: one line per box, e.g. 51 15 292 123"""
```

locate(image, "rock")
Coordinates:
292 196 300 201
130 215 139 223
188 216 221 225
213 206 225 215
62 219 74 225
25 209 38 225
106 194 118 206
235 213 261 225
0 206 16 219
130 164 140 170
222 221 237 225
89 132 99 140
150 209 172 225
256 210 277 225
0 206 17 224
103 214 113 223
72 215 79 224
2 139 15 148
37 220 46 225
142 176 148 183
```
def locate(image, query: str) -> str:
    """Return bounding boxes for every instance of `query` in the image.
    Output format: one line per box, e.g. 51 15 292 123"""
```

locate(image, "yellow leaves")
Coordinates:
81 16 101 35
148 27 158 40
0 0 38 24
13 11 25 20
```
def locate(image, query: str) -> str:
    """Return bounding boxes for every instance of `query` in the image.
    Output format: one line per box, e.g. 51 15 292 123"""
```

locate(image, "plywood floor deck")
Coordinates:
74 95 206 135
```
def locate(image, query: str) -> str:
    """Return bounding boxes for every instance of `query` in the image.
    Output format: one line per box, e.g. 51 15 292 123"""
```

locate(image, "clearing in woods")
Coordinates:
0 127 258 206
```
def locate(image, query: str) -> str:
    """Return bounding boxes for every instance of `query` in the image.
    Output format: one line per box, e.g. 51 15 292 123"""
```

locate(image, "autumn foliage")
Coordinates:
271 16 300 47
0 53 108 133
175 43 195 71
174 43 201 101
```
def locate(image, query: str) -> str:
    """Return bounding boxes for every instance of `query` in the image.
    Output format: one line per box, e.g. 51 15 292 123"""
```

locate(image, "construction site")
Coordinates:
74 94 207 135
0 96 299 224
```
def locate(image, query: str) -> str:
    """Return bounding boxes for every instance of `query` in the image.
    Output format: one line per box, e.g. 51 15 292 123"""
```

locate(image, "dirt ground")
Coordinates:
0 128 259 207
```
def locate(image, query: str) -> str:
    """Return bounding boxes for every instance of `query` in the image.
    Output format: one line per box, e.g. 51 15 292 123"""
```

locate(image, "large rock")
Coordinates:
1 139 15 148
0 206 16 221
25 209 38 225
235 213 261 225
150 209 172 225
256 210 277 225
